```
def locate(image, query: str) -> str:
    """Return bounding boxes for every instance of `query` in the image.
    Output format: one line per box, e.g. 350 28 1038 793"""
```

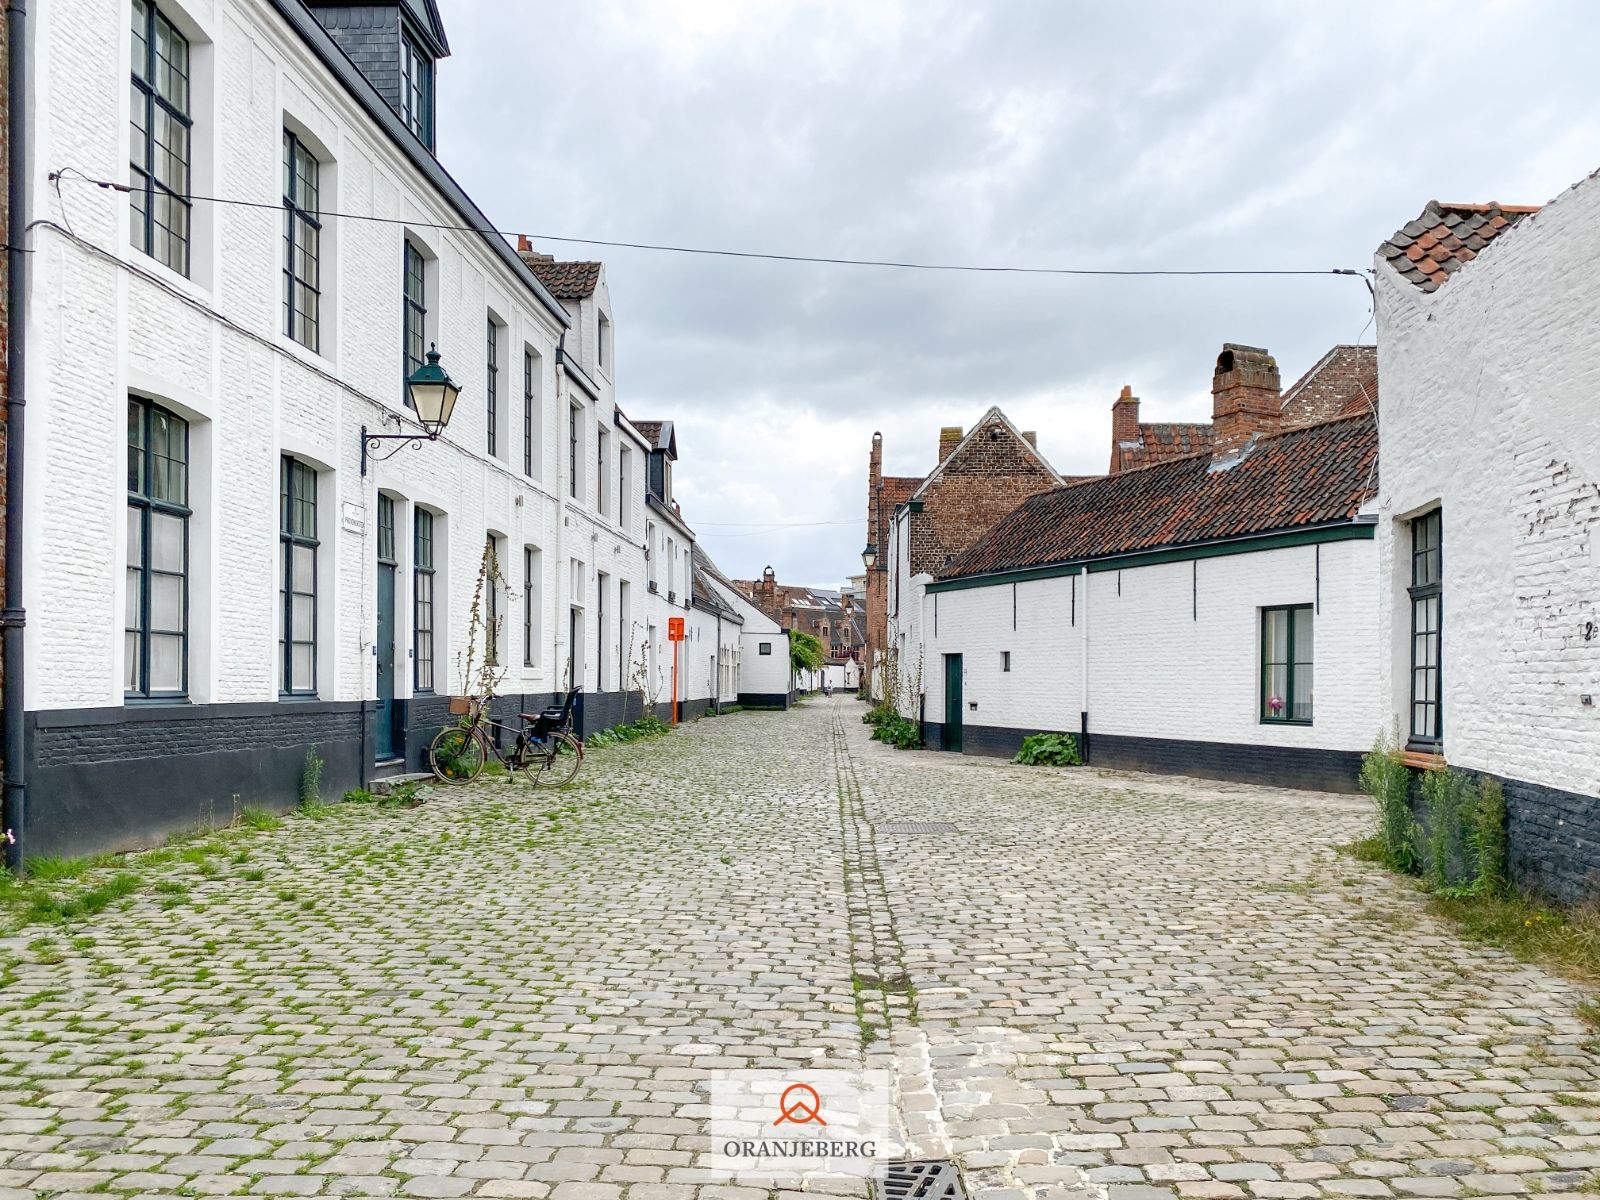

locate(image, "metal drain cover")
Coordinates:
876 1159 965 1200
875 821 957 834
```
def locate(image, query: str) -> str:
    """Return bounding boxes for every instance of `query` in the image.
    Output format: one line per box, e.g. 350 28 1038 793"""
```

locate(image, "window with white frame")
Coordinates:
568 402 582 499
597 311 611 371
596 424 609 517
484 533 504 667
130 0 192 275
523 347 540 478
126 396 189 698
618 445 632 532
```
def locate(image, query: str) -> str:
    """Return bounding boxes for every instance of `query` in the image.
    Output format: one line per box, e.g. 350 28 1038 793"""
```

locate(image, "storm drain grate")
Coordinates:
876 1159 966 1200
875 821 957 834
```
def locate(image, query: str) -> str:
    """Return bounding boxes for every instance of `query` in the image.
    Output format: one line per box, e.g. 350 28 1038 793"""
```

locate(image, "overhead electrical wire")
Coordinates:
49 167 1372 283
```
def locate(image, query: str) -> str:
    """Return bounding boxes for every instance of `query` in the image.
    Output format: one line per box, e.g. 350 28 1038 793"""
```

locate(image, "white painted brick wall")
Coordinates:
897 539 1381 754
1376 176 1600 796
22 0 652 714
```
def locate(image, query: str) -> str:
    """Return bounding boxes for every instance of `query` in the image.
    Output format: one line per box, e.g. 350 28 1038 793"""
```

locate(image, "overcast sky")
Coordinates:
438 1 1598 586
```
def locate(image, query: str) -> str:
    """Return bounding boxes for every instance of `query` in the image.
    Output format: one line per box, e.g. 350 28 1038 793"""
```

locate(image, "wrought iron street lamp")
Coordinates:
361 345 462 476
861 544 878 570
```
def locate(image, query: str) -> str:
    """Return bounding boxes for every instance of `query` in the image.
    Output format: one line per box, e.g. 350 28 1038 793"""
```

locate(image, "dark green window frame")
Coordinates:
413 509 436 693
130 0 192 276
1408 509 1443 747
1260 604 1313 725
283 130 321 351
126 396 190 699
402 241 426 400
280 456 319 696
486 317 500 457
523 348 536 476
400 30 434 148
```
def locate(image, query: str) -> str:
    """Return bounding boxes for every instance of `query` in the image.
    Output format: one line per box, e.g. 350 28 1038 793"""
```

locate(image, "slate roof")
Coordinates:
690 545 742 621
944 412 1377 580
518 254 603 299
1115 422 1213 473
1280 345 1378 427
1380 201 1539 293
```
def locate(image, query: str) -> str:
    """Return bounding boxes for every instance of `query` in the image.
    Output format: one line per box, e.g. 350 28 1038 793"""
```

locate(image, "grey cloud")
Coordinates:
439 0 1600 582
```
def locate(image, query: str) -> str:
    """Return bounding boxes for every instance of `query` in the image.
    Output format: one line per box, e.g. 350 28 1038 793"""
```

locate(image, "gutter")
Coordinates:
265 0 571 329
559 350 601 403
3 0 26 871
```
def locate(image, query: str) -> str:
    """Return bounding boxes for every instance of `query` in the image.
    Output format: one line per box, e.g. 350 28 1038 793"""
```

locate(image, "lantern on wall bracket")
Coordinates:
361 344 462 476
861 543 878 570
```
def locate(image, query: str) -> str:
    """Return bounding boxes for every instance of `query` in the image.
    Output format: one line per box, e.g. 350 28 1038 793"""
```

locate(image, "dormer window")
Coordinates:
400 30 433 148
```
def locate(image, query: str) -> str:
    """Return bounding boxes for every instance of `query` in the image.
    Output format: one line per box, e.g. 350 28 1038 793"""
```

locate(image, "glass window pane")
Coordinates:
126 564 143 627
127 506 144 566
291 643 314 691
1292 663 1313 721
150 511 184 571
149 633 183 692
125 631 141 691
150 572 183 631
1292 607 1312 667
291 592 314 636
1265 663 1288 718
292 543 315 585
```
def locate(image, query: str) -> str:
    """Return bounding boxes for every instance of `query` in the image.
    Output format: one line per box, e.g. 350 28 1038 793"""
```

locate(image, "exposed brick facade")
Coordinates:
734 568 864 663
905 410 1059 578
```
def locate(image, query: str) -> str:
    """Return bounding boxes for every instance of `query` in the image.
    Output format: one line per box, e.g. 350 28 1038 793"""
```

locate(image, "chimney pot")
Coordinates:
517 234 531 252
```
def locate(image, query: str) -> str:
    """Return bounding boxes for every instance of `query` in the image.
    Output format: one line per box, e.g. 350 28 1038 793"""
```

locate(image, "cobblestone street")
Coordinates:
4 697 1600 1200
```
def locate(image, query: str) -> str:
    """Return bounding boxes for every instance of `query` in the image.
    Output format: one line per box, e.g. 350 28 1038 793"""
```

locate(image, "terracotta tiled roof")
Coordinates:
1116 422 1213 473
1280 345 1378 427
633 420 664 445
1380 201 1539 293
944 413 1377 580
518 254 602 299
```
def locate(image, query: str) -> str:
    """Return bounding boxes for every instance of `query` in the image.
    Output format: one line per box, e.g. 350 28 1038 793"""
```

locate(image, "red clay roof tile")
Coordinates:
1381 200 1538 292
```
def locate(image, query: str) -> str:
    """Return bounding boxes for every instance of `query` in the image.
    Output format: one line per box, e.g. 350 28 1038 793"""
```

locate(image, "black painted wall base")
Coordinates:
24 688 680 860
926 719 1364 794
1494 773 1600 906
736 691 793 710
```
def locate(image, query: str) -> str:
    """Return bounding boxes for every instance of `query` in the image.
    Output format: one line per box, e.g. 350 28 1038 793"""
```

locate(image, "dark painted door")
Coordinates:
375 497 398 761
943 653 963 753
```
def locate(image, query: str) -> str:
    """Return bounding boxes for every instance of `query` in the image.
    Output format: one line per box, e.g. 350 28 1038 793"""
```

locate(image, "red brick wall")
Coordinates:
908 412 1058 577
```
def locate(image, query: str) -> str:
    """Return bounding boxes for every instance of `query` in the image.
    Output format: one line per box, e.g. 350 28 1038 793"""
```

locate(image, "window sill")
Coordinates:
278 693 321 703
1260 718 1313 727
1401 746 1445 770
125 695 191 707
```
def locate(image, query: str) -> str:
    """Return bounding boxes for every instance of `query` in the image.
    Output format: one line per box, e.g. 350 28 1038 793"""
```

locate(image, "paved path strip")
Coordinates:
0 698 1598 1200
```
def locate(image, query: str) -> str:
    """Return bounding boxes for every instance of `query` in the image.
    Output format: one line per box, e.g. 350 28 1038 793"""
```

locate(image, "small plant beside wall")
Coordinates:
863 701 921 750
1014 732 1082 767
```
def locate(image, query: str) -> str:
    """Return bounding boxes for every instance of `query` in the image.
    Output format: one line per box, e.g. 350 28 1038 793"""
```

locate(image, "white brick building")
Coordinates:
13 0 736 857
1375 176 1600 898
893 346 1384 792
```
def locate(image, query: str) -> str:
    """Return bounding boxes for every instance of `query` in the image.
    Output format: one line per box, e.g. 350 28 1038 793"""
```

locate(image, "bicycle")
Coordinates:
428 687 584 788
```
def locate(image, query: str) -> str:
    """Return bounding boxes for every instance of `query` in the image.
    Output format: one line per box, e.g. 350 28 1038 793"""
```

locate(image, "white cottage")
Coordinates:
1375 177 1600 899
911 349 1383 792
16 0 654 856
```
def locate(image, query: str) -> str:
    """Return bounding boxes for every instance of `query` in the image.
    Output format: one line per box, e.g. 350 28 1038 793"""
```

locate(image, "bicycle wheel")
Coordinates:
429 725 487 785
519 731 583 788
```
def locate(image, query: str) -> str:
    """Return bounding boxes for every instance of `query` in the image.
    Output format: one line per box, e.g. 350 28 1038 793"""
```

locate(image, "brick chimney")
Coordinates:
1211 345 1281 454
938 426 963 461
1021 431 1037 449
516 234 554 265
1108 385 1140 474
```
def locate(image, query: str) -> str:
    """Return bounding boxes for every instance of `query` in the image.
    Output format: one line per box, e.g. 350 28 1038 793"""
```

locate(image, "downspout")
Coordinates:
1078 564 1090 763
3 0 28 873
553 332 569 725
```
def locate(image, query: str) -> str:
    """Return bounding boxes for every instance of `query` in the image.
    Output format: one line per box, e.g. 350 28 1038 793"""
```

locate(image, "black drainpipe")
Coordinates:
3 0 28 873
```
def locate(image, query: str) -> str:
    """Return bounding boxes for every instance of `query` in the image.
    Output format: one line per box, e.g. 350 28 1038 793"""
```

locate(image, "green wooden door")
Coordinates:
943 653 963 753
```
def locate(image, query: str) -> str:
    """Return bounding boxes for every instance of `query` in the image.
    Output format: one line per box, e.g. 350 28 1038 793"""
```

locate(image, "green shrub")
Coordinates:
1358 735 1418 875
299 746 325 808
586 714 671 749
1014 732 1082 767
239 807 282 831
862 703 920 749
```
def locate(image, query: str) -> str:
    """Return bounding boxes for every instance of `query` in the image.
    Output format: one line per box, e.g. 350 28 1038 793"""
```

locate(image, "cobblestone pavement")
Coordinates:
4 698 1600 1200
